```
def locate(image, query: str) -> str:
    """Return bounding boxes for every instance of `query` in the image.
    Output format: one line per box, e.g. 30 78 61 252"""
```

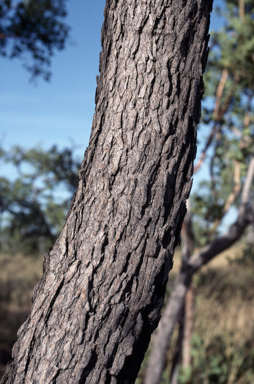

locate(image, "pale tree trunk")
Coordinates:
182 283 194 369
169 312 184 384
181 201 194 371
1 1 213 383
143 207 254 384
170 201 194 383
143 158 254 384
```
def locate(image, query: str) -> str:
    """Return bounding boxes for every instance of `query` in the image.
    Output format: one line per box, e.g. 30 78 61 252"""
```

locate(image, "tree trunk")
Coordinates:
169 202 194 384
143 203 254 384
1 1 212 383
181 202 194 371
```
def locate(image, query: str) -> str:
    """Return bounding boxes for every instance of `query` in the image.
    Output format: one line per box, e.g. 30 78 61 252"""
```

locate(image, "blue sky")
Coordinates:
1 0 230 222
1 0 105 157
1 0 224 157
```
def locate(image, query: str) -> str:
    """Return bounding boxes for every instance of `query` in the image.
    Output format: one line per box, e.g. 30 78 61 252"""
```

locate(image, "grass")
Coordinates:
137 241 254 383
0 242 253 382
0 253 43 378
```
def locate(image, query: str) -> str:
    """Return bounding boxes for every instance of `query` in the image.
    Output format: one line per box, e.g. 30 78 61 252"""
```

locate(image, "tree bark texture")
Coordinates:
1 1 212 383
143 203 254 384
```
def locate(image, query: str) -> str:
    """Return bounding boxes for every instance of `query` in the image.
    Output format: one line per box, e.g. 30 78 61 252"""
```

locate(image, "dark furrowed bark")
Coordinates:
1 1 213 383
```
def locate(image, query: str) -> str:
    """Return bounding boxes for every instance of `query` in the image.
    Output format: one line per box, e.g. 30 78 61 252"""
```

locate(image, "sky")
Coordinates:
1 0 105 157
1 0 224 154
1 0 232 223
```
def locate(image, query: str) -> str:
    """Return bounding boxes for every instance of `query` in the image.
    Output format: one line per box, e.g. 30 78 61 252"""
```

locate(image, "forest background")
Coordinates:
0 0 254 383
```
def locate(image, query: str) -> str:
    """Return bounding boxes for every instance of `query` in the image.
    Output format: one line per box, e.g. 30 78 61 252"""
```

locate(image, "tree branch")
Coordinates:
239 0 245 21
143 158 254 384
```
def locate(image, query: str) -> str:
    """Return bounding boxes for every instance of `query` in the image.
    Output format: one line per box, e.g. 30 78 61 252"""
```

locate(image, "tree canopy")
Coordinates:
192 0 254 245
0 0 70 80
0 144 80 254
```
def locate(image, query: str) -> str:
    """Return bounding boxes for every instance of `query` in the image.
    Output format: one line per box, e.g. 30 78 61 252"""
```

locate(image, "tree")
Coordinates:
143 160 254 384
0 144 80 254
1 1 213 383
144 1 254 382
0 0 70 80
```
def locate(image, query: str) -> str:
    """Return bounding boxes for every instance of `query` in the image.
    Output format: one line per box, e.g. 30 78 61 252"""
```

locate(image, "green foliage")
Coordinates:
206 0 254 91
0 144 81 254
0 0 70 80
192 0 254 245
178 334 254 384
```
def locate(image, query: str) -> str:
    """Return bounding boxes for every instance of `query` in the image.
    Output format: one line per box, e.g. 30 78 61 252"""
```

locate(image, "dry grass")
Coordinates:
0 253 43 308
195 263 254 347
138 240 254 383
1 242 254 383
0 253 43 378
191 240 254 346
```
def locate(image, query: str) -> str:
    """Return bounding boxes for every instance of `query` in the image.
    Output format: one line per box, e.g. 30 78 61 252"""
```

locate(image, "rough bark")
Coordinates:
1 1 212 383
143 203 254 384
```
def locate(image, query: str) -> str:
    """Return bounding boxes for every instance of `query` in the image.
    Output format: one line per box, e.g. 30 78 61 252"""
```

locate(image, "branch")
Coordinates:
214 69 228 121
143 202 254 384
217 78 239 120
210 159 241 232
143 158 254 384
194 70 228 174
194 70 238 174
239 0 245 21
240 156 254 209
194 124 217 173
223 160 241 214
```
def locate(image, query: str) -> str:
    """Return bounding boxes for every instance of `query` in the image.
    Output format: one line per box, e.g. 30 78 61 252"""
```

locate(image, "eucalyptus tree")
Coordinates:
0 0 70 80
144 1 254 383
1 1 213 383
0 145 80 254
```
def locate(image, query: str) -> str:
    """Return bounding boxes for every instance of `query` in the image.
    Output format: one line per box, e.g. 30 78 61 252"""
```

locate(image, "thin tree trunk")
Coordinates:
182 202 194 370
170 313 184 384
144 158 254 384
182 283 194 369
169 201 194 383
143 203 254 384
1 1 213 383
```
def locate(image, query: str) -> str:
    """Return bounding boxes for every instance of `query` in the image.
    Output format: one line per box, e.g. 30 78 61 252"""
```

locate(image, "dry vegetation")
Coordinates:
0 242 253 383
0 253 43 378
138 241 254 384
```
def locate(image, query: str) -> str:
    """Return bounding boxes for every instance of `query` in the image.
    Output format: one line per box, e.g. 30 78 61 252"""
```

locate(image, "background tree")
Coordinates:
0 0 70 80
143 1 254 383
0 144 80 254
0 0 213 383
